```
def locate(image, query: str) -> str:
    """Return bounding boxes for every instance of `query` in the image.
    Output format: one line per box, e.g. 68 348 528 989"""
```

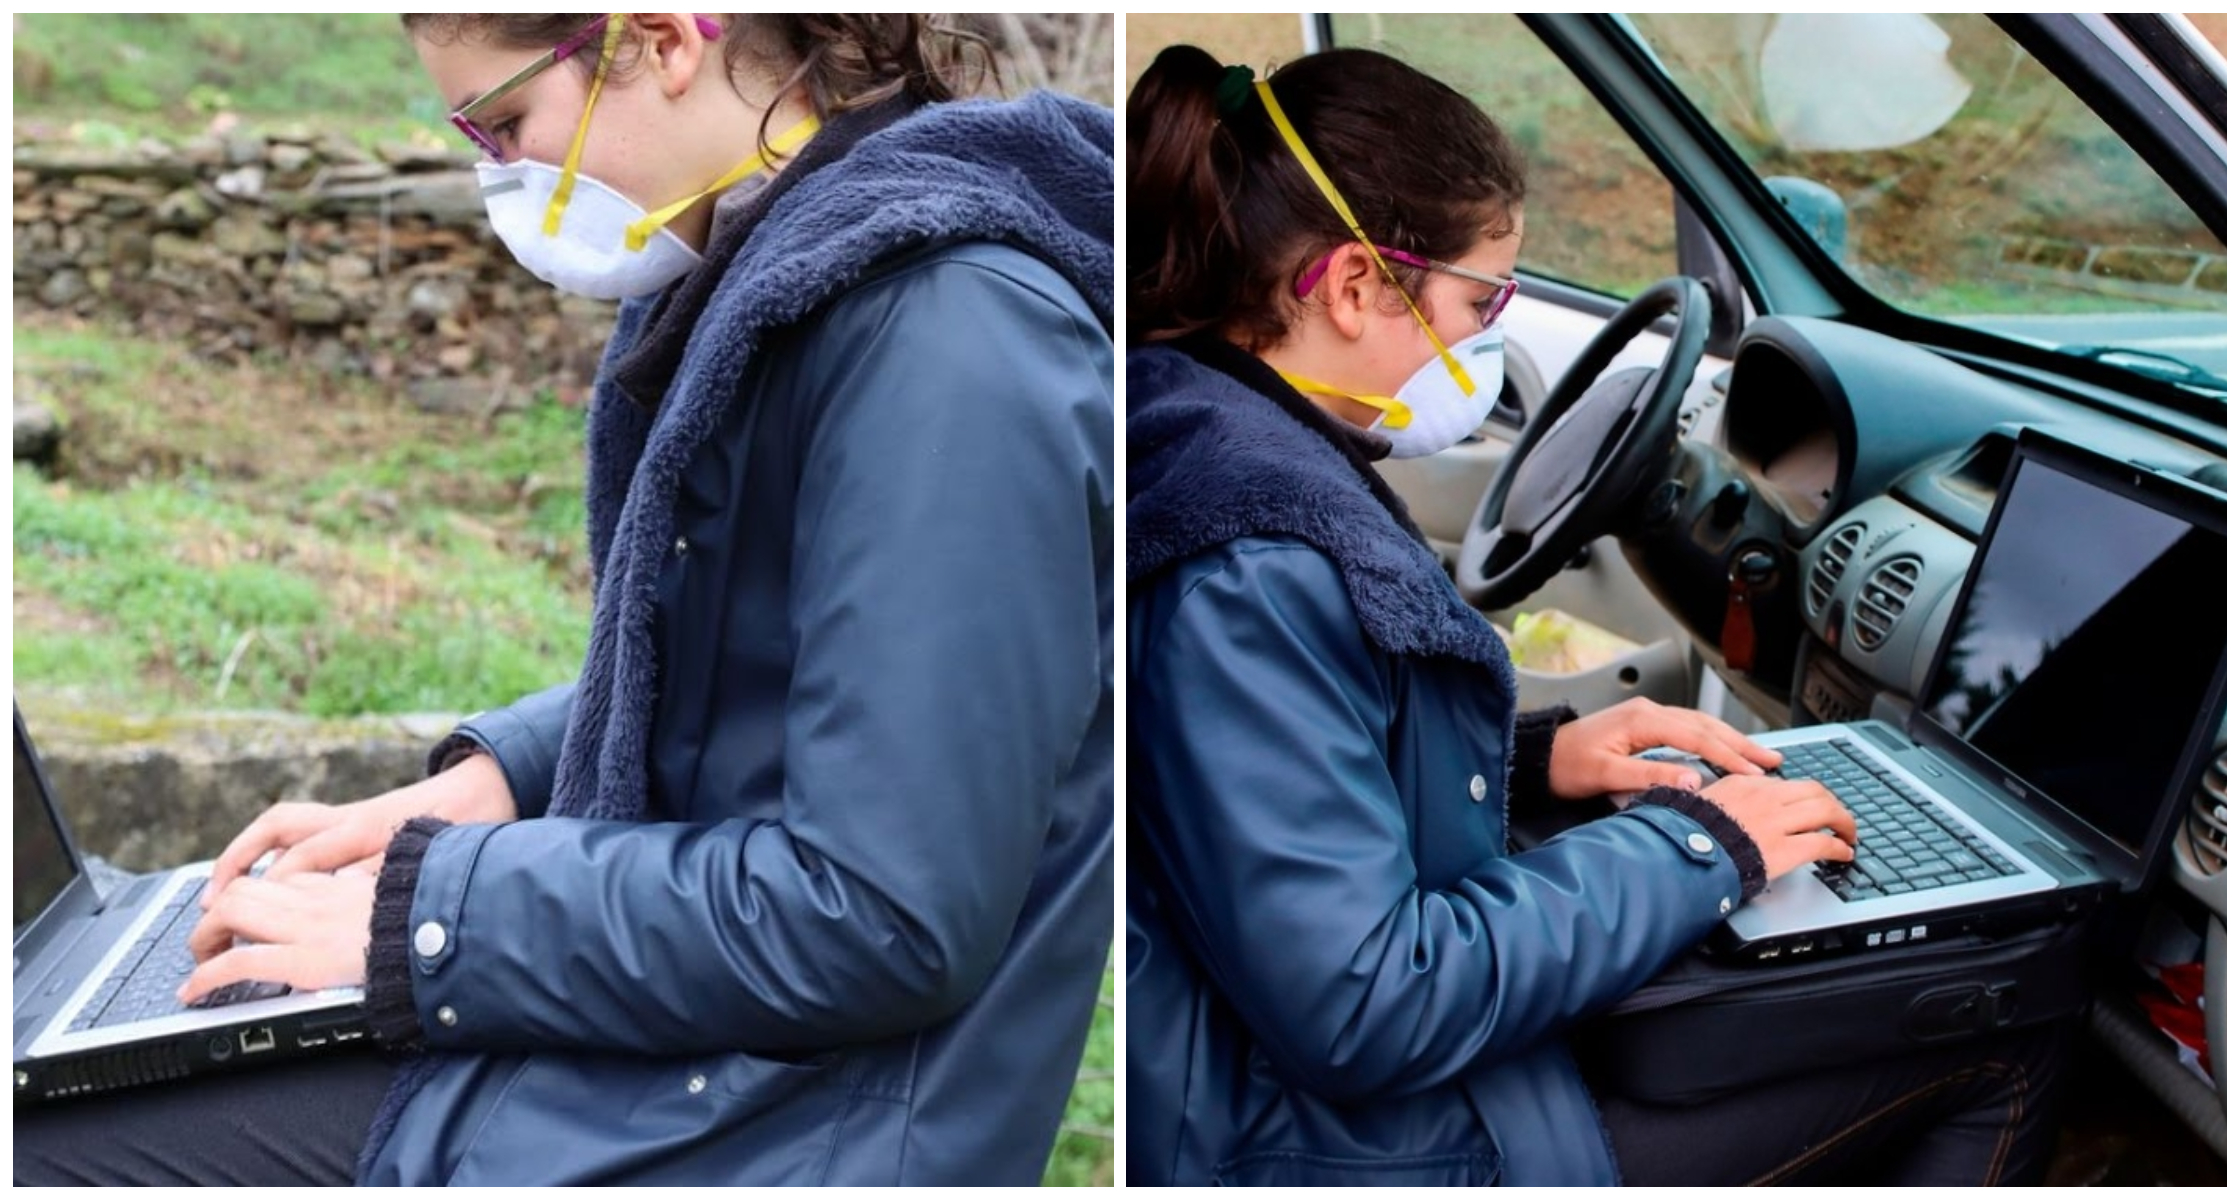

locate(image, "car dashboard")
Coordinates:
1703 317 2225 727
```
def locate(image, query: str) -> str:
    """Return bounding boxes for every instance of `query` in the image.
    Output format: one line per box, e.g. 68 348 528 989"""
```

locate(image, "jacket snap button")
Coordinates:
413 921 448 959
1468 774 1488 803
436 1005 458 1027
687 1074 707 1095
1687 833 1715 855
1719 897 1734 915
673 536 689 555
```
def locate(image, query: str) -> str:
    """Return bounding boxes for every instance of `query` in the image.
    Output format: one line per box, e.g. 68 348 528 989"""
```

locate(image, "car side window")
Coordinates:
1328 14 1676 300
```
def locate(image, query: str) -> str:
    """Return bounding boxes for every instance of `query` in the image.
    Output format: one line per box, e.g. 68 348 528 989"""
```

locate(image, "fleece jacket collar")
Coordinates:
1126 336 1513 677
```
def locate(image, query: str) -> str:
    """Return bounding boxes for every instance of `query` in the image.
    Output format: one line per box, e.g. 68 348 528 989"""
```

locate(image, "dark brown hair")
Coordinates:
1127 44 1527 349
403 15 998 155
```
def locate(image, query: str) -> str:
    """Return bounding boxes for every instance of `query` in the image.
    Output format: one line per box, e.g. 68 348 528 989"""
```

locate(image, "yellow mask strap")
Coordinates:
543 16 625 238
1253 79 1475 397
1275 369 1416 431
622 113 823 251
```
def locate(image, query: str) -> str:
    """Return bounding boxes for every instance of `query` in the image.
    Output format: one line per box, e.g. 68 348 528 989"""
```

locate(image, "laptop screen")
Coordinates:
1920 447 2224 858
15 725 79 939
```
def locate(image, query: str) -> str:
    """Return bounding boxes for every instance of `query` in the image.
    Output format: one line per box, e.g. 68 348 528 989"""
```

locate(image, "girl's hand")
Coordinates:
1699 774 1858 882
1547 697 1784 801
181 868 376 1004
204 754 514 902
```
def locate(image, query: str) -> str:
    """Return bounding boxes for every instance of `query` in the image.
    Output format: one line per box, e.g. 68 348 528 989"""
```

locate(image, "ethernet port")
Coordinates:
239 1027 277 1055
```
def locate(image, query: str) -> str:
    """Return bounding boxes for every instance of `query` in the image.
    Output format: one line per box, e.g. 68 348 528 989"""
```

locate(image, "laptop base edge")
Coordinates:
1706 882 2112 966
16 1006 370 1106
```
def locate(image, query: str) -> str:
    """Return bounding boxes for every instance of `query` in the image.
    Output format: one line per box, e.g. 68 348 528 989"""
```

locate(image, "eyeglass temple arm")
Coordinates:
463 15 727 119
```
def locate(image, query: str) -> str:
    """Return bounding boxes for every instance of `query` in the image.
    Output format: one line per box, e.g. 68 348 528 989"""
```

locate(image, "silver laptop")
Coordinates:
14 704 368 1104
1710 429 2225 963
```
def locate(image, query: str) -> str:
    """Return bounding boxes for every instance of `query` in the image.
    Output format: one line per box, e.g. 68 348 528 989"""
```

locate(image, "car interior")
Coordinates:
1235 11 2226 1175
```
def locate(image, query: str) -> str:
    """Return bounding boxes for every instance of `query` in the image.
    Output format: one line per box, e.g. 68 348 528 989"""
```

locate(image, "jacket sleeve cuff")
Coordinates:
422 682 575 820
1506 704 1578 811
1634 786 1768 898
364 816 451 1047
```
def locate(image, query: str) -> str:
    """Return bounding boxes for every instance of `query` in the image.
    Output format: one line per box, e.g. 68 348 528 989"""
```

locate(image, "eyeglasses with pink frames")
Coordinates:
449 14 725 162
1295 243 1520 330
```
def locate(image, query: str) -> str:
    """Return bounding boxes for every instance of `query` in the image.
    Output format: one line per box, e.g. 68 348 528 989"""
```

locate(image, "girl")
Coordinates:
1124 43 2063 1187
21 14 1112 1186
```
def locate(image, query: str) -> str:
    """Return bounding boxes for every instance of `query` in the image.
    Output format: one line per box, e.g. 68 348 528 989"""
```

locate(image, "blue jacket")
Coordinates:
356 94 1114 1186
1125 339 1746 1186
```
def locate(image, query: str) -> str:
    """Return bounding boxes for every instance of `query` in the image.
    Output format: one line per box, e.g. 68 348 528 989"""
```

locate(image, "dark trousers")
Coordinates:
1589 1023 2071 1185
13 1049 396 1186
17 1029 2067 1186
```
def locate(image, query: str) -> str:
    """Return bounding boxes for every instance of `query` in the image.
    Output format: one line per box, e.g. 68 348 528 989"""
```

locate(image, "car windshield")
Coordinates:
1621 14 2226 401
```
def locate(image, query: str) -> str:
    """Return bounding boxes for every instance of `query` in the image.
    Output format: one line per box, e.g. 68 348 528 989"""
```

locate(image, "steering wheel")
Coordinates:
1456 275 1710 611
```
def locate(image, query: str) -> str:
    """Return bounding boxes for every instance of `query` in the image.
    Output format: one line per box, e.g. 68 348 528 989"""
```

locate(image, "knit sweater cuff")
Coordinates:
1506 705 1578 811
365 816 450 1047
1635 786 1768 899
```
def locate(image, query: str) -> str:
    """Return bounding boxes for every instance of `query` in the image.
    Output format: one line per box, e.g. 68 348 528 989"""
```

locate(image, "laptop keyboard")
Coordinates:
1773 740 2024 903
64 878 290 1033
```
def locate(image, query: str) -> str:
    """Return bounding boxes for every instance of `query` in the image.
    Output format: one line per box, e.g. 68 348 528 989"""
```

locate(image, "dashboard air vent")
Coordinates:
1851 556 1922 652
2181 747 2226 876
1808 523 1865 615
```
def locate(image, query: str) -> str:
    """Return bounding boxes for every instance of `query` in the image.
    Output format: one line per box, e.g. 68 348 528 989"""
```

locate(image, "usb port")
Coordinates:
332 1028 366 1043
296 1033 330 1049
240 1027 277 1054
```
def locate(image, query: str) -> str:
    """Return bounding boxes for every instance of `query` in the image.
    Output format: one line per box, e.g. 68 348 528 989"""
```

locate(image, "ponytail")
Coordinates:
1126 45 1248 346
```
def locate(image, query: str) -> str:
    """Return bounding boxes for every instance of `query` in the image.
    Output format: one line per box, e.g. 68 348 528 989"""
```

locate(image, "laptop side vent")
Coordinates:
1850 556 1921 652
2181 746 2226 876
1808 523 1864 616
29 1042 194 1100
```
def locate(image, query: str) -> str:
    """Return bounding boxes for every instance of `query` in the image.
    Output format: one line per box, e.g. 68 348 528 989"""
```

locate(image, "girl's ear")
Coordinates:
631 13 712 100
1311 242 1380 343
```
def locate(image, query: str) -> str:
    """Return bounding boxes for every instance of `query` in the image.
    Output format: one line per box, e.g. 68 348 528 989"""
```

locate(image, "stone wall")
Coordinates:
28 708 455 874
13 127 617 408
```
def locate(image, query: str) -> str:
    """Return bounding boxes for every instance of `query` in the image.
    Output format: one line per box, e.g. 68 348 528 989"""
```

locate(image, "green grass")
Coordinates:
1042 964 1117 1186
15 14 447 144
14 461 591 718
14 317 592 718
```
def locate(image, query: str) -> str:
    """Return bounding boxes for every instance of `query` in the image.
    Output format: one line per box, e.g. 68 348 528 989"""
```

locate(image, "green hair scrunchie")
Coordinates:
1214 64 1256 117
